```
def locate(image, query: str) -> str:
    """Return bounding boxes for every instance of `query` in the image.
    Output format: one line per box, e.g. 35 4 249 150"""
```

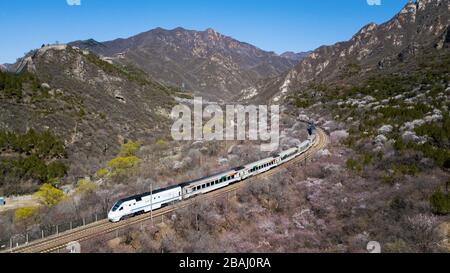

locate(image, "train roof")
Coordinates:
178 165 252 188
117 184 181 203
243 156 278 168
278 147 298 155
179 169 236 187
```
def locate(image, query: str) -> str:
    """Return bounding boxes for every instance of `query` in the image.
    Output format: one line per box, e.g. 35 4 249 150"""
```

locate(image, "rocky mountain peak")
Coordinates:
240 0 449 103
69 27 298 100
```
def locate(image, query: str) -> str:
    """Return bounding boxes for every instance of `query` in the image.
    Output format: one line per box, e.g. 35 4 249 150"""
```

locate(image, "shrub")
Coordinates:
430 190 450 215
444 158 450 170
76 179 97 194
14 206 38 222
47 161 68 180
0 71 47 100
394 164 419 176
33 183 66 208
346 158 362 173
294 98 313 109
95 168 109 178
119 141 141 157
107 156 140 177
0 130 68 193
0 130 66 159
154 139 169 152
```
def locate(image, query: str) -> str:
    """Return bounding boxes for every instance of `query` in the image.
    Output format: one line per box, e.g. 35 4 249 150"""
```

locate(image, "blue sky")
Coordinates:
0 0 409 64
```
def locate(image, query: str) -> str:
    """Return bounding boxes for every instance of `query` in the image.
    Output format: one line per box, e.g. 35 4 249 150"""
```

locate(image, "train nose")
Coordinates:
108 211 115 221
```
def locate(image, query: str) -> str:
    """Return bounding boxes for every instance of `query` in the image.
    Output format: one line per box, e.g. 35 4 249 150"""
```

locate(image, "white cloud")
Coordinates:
67 0 81 6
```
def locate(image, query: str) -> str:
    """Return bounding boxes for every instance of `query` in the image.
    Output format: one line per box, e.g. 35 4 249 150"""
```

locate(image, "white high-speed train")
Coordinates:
108 124 317 222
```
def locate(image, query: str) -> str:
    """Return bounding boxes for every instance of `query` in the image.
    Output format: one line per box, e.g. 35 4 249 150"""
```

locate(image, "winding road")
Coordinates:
6 128 329 253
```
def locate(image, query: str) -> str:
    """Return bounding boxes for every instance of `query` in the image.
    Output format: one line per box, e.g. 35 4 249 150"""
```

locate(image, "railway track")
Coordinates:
7 128 329 253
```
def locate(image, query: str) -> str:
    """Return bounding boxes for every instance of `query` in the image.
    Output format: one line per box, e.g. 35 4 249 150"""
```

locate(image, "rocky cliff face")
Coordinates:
0 45 177 181
242 0 450 103
70 27 298 101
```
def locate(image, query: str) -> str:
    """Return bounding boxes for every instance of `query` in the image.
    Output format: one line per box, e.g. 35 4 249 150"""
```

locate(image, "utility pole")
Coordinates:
150 182 153 226
196 213 199 232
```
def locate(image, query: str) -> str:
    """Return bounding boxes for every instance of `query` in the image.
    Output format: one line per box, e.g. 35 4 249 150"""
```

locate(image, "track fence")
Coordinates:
0 212 108 252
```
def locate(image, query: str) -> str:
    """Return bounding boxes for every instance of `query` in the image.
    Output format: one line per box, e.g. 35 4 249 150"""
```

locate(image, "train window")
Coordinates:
112 202 122 212
119 207 123 211
202 184 206 189
207 183 210 187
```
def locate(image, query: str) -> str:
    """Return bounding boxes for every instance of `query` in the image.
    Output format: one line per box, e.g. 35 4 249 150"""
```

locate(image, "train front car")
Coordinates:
108 185 183 222
108 200 125 222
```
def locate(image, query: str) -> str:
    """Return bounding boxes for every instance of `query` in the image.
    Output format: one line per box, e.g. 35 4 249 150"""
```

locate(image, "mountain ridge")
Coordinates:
280 51 311 61
0 44 178 192
240 0 450 103
69 27 299 101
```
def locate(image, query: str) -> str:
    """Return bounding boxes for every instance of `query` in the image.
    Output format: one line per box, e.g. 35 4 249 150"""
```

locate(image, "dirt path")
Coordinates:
0 195 38 213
